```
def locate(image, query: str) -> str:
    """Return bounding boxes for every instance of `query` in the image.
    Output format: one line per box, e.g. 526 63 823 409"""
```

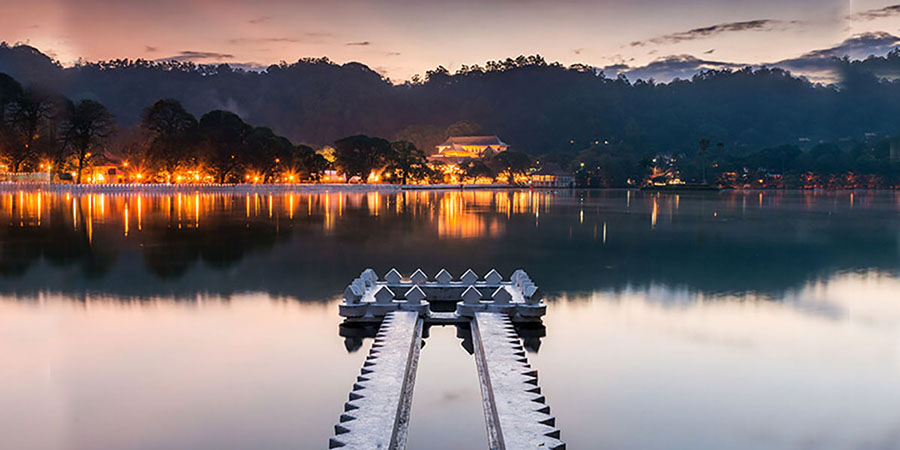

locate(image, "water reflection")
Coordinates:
2 188 900 449
339 321 546 354
2 188 899 300
530 270 900 450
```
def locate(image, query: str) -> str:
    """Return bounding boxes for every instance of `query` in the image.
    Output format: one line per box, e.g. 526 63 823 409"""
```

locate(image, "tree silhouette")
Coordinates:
246 127 295 182
5 87 53 172
197 110 251 183
141 99 198 181
333 135 391 182
385 140 429 184
60 99 113 183
488 151 531 184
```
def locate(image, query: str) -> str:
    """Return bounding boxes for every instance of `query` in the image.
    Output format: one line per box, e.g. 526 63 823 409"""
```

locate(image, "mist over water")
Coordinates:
1 188 899 449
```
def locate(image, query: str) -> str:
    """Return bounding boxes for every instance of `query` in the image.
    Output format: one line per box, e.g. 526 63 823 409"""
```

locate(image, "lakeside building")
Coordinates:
429 136 509 164
530 163 574 188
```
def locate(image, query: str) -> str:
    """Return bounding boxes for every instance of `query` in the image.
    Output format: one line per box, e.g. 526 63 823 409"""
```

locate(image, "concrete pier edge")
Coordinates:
329 311 424 449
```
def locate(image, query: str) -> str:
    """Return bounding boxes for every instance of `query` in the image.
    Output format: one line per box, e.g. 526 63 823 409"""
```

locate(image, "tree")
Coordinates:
385 140 429 184
295 145 328 181
246 127 294 182
60 100 114 184
5 87 53 172
197 110 250 183
488 151 531 184
698 137 711 183
141 99 197 180
0 74 24 167
459 158 494 182
108 125 153 180
333 135 391 182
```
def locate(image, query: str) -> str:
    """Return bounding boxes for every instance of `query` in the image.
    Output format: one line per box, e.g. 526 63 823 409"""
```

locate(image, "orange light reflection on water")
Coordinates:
0 189 570 241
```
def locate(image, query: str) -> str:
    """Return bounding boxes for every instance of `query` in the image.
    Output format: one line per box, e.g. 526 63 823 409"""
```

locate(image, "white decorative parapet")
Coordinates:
329 311 423 449
334 269 562 449
473 312 565 449
338 268 548 323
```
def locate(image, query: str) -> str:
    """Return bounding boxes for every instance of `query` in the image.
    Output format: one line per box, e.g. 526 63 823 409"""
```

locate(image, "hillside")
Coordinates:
3 43 900 156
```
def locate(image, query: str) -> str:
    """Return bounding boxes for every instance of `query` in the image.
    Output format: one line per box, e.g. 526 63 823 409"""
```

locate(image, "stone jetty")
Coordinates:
330 268 563 450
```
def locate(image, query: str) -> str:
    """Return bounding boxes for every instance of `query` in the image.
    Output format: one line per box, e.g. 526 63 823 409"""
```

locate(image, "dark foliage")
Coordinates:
2 43 900 158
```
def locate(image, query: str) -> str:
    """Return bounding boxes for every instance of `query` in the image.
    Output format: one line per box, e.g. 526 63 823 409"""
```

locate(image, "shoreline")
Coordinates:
1 183 897 193
0 182 532 193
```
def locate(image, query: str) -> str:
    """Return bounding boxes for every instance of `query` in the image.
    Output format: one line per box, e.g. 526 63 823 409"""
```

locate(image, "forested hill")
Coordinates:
3 42 900 155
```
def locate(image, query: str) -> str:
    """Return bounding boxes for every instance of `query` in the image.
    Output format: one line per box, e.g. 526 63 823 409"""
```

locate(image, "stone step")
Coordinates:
329 311 423 449
472 312 566 450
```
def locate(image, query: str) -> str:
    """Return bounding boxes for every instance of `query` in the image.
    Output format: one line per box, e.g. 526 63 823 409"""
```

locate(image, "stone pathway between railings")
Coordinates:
329 313 564 449
329 311 423 449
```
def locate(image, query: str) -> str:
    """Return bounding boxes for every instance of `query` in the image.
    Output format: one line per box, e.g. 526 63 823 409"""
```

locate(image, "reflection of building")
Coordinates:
430 136 509 164
530 164 573 188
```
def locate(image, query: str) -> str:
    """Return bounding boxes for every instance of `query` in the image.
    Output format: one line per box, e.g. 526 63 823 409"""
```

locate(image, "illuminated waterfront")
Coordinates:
1 189 900 449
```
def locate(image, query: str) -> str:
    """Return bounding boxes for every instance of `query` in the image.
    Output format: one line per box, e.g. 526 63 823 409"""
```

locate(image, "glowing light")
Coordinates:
289 194 294 219
194 193 199 227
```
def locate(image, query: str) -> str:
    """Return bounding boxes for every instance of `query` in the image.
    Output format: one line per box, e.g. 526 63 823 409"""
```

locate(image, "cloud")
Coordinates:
248 16 272 25
156 50 234 62
384 51 401 57
773 32 900 81
630 19 791 47
346 41 371 46
607 32 900 84
603 55 744 81
847 4 900 21
228 37 300 45
230 62 268 72
228 33 333 46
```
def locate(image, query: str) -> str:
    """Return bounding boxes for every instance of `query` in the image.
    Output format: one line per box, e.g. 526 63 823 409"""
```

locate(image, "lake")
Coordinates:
1 188 899 450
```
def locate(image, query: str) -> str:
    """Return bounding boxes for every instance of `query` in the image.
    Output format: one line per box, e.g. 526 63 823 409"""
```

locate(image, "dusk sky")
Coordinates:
3 0 900 81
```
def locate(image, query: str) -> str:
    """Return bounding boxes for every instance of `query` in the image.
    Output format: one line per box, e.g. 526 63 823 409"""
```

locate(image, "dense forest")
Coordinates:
2 43 900 186
4 43 900 152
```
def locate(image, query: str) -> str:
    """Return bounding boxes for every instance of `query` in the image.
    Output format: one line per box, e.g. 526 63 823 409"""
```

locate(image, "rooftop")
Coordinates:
438 135 508 147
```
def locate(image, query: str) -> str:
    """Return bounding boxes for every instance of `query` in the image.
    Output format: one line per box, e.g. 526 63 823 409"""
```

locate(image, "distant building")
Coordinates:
0 172 50 183
84 165 125 184
892 139 900 163
530 163 574 188
430 135 509 164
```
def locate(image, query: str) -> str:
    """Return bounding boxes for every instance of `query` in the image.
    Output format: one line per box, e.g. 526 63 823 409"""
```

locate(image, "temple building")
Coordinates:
530 163 574 188
430 136 509 164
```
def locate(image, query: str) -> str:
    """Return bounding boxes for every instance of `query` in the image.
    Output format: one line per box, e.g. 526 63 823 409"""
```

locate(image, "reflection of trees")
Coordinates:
1 190 899 301
0 223 45 276
141 227 202 278
0 198 118 278
140 219 284 278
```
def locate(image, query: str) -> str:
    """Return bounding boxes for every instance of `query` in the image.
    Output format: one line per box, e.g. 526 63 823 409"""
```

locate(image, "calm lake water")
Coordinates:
1 188 899 450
